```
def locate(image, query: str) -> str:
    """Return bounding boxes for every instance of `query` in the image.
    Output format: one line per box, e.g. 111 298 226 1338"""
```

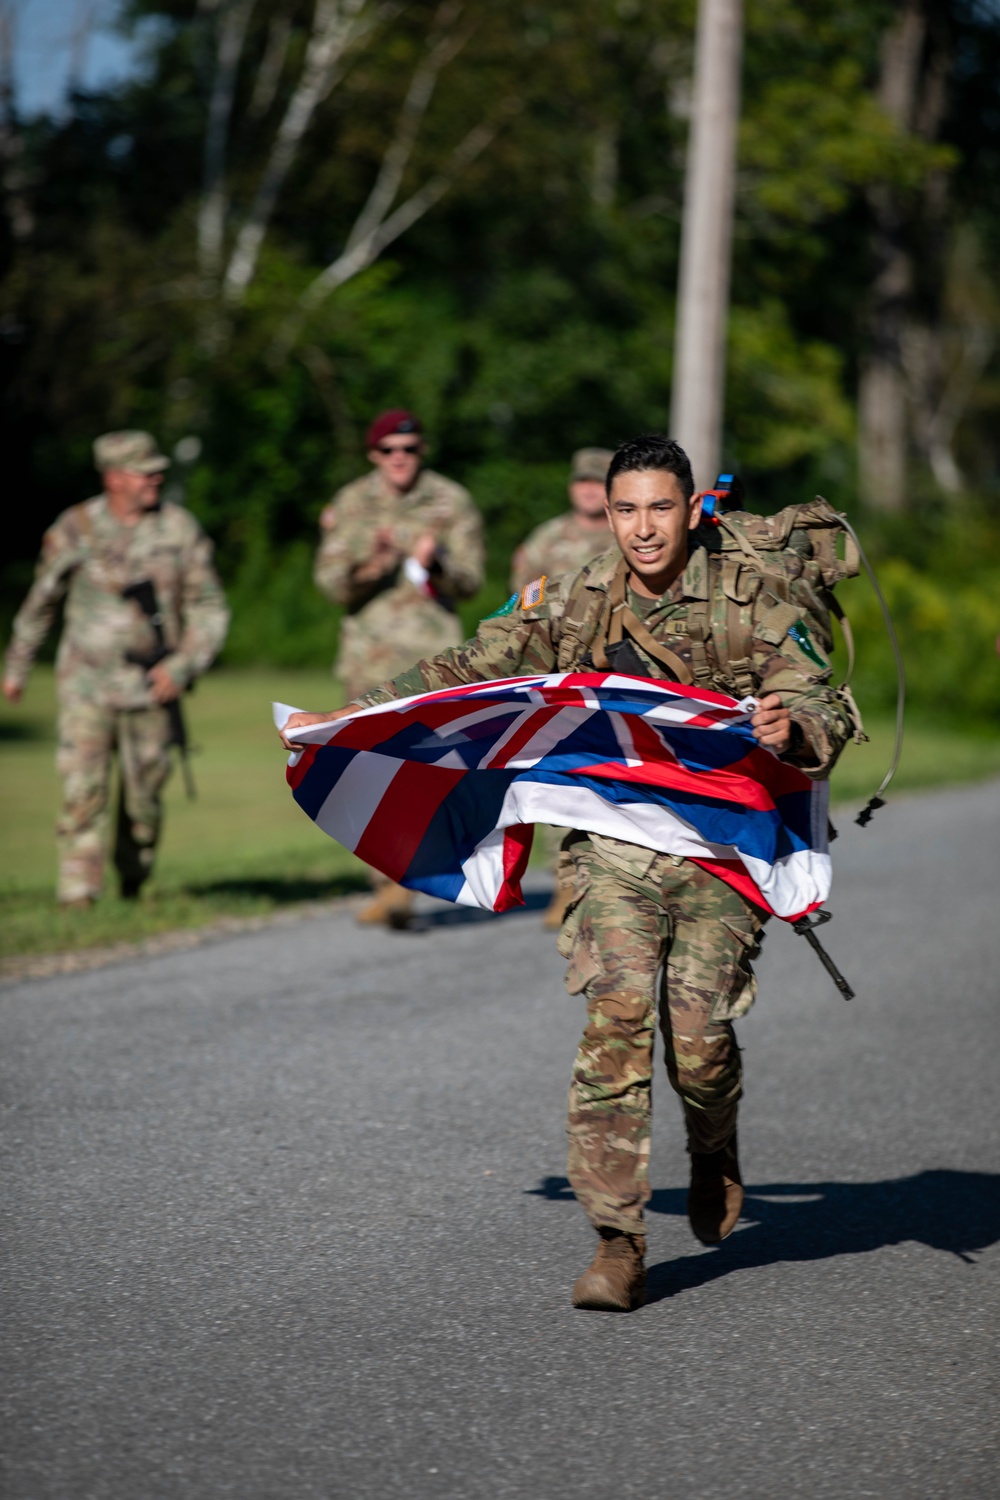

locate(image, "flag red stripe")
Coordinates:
354 759 465 881
286 742 320 791
485 704 563 769
496 825 533 912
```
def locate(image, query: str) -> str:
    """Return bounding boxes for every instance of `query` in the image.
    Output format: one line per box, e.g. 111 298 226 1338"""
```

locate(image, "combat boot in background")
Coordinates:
356 880 414 930
542 873 574 930
571 1227 646 1311
687 1135 743 1244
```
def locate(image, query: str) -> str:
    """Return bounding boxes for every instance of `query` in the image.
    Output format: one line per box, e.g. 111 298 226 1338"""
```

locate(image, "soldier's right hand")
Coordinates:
279 706 354 751
2 676 22 705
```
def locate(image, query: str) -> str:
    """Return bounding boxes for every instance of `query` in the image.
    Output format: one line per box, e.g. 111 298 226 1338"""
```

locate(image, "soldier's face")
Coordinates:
104 467 164 512
569 479 608 519
605 469 702 595
369 436 424 494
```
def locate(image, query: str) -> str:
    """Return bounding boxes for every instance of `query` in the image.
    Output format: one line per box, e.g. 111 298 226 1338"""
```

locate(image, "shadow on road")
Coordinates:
189 873 369 904
413 890 550 929
526 1170 1000 1300
0 717 49 743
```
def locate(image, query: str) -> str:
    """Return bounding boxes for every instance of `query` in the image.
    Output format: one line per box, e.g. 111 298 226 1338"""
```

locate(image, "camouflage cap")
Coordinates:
93 430 170 475
570 447 614 483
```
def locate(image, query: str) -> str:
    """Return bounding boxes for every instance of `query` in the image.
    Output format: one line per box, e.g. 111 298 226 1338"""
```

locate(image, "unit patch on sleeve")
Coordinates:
483 592 519 621
787 620 826 668
521 576 547 610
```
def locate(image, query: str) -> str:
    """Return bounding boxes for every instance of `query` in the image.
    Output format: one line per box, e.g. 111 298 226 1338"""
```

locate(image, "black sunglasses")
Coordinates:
376 441 421 455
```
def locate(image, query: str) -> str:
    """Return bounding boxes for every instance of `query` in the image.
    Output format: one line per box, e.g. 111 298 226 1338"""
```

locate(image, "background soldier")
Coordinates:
314 408 485 928
283 433 852 1312
2 431 229 908
509 447 614 594
509 447 616 928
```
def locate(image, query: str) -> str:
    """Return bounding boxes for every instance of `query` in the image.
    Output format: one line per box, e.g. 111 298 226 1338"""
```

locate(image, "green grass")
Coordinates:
2 667 999 963
0 667 368 962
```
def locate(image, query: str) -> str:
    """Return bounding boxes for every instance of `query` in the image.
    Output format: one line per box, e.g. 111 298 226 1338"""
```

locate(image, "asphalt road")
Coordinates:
2 781 999 1500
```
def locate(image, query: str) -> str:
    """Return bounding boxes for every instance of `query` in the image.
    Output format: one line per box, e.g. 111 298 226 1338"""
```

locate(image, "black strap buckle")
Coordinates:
792 910 855 1001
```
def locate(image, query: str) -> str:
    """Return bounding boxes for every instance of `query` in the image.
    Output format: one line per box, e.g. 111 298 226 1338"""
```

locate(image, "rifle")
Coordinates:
121 579 196 799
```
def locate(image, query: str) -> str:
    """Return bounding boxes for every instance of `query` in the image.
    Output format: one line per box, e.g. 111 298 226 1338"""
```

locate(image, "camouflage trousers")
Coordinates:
558 838 765 1234
55 696 173 903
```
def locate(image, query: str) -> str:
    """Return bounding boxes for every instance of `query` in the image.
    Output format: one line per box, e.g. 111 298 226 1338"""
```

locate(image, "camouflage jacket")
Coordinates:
313 467 485 699
358 544 854 779
4 496 229 710
509 512 615 594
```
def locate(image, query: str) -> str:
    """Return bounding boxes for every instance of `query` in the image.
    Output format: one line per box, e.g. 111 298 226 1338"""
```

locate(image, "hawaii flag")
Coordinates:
274 673 831 922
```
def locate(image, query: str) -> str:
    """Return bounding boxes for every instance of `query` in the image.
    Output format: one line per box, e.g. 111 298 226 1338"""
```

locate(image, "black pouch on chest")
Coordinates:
605 634 679 682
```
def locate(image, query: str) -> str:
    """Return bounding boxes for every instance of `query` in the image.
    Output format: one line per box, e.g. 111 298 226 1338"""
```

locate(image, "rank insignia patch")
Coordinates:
521 576 546 609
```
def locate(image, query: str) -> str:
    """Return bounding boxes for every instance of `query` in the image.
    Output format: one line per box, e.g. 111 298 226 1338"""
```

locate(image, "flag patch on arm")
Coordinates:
521 576 546 609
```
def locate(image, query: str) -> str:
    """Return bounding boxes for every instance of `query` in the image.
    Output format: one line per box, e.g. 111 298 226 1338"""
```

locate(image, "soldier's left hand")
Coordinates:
751 692 791 753
279 706 353 751
147 663 182 704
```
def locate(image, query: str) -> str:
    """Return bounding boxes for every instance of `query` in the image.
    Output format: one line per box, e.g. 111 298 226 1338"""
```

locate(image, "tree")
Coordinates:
4 0 1000 666
191 0 516 357
857 0 952 509
670 0 743 491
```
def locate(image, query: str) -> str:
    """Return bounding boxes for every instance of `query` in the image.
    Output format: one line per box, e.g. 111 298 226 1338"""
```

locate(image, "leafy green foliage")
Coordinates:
1 0 999 725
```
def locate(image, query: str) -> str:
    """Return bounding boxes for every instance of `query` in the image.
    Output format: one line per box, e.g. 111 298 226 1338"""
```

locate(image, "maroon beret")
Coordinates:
366 409 423 449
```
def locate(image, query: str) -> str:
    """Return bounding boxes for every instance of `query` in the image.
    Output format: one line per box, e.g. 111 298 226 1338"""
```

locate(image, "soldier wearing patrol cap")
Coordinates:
510 447 616 928
313 409 485 928
3 431 229 907
509 448 615 596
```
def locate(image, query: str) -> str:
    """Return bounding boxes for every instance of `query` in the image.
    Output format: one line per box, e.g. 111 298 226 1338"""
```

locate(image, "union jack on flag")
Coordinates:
275 673 831 922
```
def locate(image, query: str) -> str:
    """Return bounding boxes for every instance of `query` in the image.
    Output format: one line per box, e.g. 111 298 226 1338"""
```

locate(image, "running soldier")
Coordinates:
313 409 485 928
284 434 852 1310
3 431 229 906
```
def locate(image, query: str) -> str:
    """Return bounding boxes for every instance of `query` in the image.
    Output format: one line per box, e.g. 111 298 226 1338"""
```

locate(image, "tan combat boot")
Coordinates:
542 875 574 931
687 1137 744 1245
355 882 414 930
571 1227 646 1311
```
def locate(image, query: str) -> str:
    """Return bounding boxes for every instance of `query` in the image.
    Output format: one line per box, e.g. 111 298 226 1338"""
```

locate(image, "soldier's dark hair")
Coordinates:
606 434 695 501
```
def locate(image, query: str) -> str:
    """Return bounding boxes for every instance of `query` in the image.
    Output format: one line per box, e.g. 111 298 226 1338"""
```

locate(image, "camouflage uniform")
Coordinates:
355 543 853 1234
509 512 614 595
313 467 484 700
4 494 229 902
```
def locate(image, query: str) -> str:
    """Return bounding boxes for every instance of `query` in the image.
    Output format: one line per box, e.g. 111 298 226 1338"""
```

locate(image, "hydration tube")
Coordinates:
836 516 906 827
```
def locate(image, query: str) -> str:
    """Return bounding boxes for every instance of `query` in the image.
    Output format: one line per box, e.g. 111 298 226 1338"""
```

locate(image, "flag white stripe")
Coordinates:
313 752 402 852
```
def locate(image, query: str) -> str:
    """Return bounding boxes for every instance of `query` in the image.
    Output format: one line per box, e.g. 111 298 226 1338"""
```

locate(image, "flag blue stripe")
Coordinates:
401 769 516 882
292 743 358 821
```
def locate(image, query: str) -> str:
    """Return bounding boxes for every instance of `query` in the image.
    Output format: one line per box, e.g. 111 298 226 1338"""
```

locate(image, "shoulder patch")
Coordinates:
483 592 519 621
521 575 547 609
787 620 826 667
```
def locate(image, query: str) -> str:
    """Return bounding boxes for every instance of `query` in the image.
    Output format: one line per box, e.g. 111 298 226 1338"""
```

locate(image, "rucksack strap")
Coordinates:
591 557 695 684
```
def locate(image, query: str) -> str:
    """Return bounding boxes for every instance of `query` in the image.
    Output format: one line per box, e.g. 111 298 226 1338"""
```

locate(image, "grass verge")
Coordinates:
2 667 999 964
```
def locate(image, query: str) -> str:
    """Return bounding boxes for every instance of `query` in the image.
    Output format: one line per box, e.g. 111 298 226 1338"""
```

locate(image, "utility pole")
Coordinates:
670 0 743 491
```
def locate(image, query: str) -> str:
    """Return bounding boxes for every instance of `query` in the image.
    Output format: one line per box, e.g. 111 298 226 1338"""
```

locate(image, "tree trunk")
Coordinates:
858 1 926 510
670 0 743 492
